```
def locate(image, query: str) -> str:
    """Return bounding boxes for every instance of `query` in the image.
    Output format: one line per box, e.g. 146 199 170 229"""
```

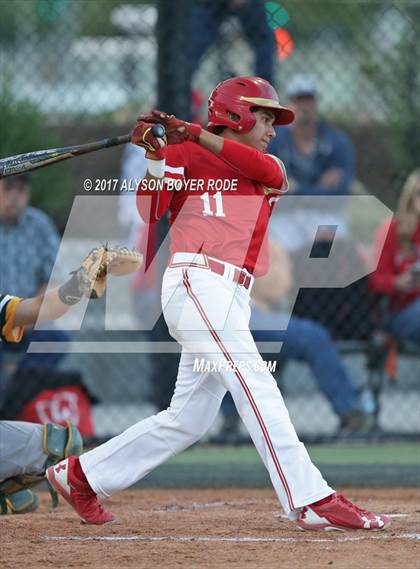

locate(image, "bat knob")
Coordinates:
151 124 166 138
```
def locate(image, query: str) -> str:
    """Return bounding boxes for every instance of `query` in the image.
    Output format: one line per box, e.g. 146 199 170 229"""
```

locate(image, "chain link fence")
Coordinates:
1 0 419 442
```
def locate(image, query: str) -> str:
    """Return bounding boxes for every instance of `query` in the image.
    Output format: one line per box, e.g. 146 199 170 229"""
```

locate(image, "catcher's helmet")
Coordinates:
207 76 294 133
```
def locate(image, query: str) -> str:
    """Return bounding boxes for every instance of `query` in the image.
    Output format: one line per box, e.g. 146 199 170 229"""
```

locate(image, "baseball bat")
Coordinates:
0 124 166 179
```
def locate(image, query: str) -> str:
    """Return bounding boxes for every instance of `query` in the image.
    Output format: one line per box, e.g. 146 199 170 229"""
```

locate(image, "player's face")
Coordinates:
0 180 30 223
240 109 276 152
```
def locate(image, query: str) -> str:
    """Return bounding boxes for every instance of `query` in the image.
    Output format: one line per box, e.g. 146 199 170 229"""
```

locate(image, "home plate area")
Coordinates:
2 488 419 569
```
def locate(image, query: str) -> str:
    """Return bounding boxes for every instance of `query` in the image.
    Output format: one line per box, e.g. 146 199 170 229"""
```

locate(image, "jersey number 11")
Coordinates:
200 192 226 217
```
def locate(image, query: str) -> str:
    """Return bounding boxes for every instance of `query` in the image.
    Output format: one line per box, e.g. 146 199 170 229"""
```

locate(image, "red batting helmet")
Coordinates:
207 76 294 133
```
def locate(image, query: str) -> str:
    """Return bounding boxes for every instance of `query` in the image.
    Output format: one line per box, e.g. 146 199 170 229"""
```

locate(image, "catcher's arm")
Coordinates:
13 289 68 327
10 247 111 328
10 246 143 329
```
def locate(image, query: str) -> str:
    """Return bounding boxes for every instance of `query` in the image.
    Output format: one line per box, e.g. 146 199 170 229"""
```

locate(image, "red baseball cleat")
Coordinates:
297 493 390 531
46 456 115 525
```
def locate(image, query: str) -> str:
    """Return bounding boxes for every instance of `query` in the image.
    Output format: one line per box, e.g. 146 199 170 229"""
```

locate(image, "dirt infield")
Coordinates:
2 488 419 569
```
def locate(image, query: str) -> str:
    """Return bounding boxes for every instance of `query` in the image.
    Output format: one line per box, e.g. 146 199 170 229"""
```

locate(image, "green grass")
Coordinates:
168 443 420 467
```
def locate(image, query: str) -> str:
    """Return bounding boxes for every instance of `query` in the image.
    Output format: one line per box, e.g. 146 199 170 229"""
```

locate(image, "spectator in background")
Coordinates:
268 74 370 341
190 0 275 82
269 74 355 252
0 174 69 386
370 168 420 345
213 241 370 444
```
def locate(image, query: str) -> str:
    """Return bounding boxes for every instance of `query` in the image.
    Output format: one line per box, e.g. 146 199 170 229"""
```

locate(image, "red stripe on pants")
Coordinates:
182 270 294 511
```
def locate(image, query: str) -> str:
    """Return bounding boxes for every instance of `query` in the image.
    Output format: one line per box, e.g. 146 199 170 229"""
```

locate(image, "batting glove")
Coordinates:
131 120 167 160
137 110 202 145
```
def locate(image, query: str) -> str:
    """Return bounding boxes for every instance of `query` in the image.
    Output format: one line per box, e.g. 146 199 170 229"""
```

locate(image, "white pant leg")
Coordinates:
80 351 225 498
163 266 334 517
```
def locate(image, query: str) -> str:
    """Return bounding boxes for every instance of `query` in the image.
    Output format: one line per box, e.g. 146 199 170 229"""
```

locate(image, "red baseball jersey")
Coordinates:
137 140 287 276
370 218 420 312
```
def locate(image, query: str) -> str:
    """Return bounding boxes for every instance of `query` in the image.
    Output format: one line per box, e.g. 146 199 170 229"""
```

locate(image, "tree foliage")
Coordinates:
0 86 74 220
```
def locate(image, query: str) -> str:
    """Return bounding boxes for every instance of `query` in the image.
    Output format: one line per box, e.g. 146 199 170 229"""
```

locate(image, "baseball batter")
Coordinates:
0 246 141 514
47 77 389 531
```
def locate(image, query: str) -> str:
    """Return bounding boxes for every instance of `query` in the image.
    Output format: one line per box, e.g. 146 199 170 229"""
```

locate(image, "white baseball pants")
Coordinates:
81 255 333 517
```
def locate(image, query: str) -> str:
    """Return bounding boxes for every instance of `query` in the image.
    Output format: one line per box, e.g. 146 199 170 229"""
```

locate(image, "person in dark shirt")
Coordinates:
190 0 275 84
0 175 69 379
269 74 355 252
269 75 369 342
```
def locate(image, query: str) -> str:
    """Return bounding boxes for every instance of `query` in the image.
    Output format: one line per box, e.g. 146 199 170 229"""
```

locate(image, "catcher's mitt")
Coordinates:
105 246 144 277
58 246 143 305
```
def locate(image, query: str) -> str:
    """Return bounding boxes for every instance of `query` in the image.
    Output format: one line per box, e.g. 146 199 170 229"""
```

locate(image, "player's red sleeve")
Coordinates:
136 145 186 223
218 138 284 189
136 184 170 224
369 219 397 294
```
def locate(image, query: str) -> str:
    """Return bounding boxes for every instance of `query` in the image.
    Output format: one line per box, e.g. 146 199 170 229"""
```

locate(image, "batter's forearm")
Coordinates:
197 129 225 155
136 172 170 223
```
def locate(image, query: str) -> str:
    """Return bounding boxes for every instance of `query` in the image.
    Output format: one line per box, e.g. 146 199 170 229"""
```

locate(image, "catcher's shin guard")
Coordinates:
0 421 83 514
0 489 39 515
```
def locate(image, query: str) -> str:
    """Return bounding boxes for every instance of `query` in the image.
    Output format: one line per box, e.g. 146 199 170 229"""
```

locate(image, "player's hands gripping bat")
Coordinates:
136 110 202 145
0 125 166 178
130 120 168 160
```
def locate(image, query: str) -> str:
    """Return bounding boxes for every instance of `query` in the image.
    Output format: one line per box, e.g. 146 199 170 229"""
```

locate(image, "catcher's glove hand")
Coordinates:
105 246 144 277
58 246 144 305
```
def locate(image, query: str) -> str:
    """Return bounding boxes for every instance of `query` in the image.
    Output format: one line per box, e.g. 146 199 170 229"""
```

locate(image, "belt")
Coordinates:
169 253 253 290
